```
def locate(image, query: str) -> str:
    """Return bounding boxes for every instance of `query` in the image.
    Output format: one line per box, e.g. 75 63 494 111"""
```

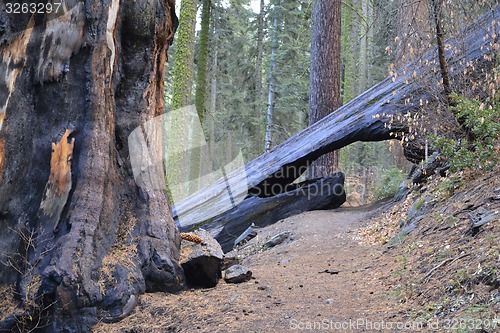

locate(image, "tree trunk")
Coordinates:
359 0 369 93
209 28 218 172
195 0 212 123
340 0 356 103
0 1 183 331
201 174 346 253
255 0 265 153
308 0 342 178
168 0 198 208
264 3 279 152
190 0 211 197
430 0 452 101
172 0 197 110
366 0 374 87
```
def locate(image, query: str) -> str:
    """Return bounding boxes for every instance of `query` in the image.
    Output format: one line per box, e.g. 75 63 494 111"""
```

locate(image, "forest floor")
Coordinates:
95 168 499 333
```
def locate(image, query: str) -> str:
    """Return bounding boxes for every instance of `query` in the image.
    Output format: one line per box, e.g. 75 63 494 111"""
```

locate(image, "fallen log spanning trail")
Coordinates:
205 174 347 252
174 6 500 231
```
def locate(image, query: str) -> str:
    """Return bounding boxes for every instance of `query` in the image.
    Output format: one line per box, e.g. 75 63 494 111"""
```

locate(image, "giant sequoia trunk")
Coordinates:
0 0 182 331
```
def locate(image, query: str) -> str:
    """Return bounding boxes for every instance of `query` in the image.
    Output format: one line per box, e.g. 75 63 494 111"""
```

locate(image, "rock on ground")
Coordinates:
224 265 252 284
262 231 291 250
180 229 224 288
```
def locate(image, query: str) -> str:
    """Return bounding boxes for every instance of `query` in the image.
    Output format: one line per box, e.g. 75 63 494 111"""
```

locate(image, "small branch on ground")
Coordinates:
423 253 471 283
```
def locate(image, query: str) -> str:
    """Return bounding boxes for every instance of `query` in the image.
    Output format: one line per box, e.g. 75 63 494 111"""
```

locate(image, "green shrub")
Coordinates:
430 94 500 172
436 177 465 197
375 168 406 199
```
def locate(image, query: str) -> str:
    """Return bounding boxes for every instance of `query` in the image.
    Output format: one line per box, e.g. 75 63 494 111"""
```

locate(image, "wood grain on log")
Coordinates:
0 138 4 183
39 128 75 233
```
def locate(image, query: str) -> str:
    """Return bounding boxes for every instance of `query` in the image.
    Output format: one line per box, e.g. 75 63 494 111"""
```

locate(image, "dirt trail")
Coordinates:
96 203 411 333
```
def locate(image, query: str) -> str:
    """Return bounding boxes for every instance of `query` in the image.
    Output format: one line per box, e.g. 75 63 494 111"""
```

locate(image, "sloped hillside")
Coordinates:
358 165 500 330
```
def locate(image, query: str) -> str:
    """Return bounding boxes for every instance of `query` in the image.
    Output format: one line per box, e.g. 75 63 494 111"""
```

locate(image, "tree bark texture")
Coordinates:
308 0 342 178
172 0 197 110
0 0 182 331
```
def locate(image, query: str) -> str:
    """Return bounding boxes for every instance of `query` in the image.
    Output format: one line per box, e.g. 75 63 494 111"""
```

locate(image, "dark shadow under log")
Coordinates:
200 174 346 253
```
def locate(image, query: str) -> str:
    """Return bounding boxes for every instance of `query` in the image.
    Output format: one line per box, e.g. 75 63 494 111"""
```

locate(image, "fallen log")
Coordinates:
202 174 346 252
174 7 500 230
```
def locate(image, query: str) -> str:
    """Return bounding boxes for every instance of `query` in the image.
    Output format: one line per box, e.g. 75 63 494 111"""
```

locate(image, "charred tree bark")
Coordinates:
308 0 342 178
0 1 182 331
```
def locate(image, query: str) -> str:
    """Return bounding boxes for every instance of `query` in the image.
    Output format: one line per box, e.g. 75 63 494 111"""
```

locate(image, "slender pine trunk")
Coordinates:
255 0 265 155
195 0 212 123
431 0 452 101
264 3 279 153
359 0 369 92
